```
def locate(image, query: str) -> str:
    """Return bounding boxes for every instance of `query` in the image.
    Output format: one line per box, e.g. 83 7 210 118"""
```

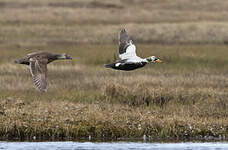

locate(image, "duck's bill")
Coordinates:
155 59 162 63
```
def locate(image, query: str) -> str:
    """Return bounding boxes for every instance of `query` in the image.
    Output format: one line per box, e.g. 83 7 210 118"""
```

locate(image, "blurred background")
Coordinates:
1 0 228 47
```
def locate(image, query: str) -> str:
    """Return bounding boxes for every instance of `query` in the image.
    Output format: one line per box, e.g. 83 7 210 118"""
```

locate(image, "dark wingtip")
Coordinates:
40 89 48 93
120 28 126 33
104 64 111 68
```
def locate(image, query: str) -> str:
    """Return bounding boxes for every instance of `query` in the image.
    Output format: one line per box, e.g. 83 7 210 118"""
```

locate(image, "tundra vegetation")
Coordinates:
0 0 227 141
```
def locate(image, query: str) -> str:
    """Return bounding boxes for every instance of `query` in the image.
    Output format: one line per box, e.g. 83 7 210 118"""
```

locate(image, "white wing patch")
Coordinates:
115 63 121 67
119 44 137 60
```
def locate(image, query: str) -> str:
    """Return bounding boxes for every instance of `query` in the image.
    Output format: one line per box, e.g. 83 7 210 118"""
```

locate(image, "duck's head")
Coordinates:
146 56 162 63
56 53 72 60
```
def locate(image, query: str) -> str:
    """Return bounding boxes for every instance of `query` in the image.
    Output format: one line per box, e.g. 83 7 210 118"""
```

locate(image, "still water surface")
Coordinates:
0 141 228 150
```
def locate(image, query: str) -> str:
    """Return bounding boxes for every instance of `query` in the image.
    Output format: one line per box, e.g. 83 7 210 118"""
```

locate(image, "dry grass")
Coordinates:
0 0 228 141
1 0 228 46
0 44 227 140
3 23 228 47
1 97 228 140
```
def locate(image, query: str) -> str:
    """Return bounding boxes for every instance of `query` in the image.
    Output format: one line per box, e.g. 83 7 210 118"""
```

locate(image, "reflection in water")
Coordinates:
0 142 228 150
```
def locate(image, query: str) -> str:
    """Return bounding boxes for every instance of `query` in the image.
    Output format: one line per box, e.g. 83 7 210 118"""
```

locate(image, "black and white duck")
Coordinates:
105 29 162 71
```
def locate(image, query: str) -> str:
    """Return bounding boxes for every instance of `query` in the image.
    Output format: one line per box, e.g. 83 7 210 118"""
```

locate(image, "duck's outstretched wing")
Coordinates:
29 57 48 92
118 29 137 60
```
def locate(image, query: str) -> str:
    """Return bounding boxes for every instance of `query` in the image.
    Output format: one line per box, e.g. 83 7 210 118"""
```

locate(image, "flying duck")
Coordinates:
105 29 162 71
14 51 72 92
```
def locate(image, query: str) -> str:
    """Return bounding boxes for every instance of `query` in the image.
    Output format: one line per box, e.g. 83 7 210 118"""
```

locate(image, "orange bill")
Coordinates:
155 59 162 63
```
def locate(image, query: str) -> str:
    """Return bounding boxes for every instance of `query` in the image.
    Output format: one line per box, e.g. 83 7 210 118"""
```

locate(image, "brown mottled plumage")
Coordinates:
15 51 72 92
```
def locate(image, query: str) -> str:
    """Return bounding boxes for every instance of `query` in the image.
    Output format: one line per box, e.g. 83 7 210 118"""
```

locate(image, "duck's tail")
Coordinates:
104 64 112 68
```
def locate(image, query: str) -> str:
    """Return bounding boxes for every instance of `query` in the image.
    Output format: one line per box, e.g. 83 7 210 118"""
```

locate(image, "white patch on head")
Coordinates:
151 56 156 61
115 63 121 67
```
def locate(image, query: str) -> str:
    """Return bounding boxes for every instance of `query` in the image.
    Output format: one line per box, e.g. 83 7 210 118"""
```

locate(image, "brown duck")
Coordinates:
14 51 72 92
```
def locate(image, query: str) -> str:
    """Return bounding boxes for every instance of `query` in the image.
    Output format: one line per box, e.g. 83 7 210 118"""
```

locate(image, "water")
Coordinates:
1 142 228 150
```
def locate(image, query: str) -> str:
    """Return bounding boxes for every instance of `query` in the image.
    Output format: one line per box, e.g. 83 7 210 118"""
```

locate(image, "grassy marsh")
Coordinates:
0 45 228 140
0 0 228 141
